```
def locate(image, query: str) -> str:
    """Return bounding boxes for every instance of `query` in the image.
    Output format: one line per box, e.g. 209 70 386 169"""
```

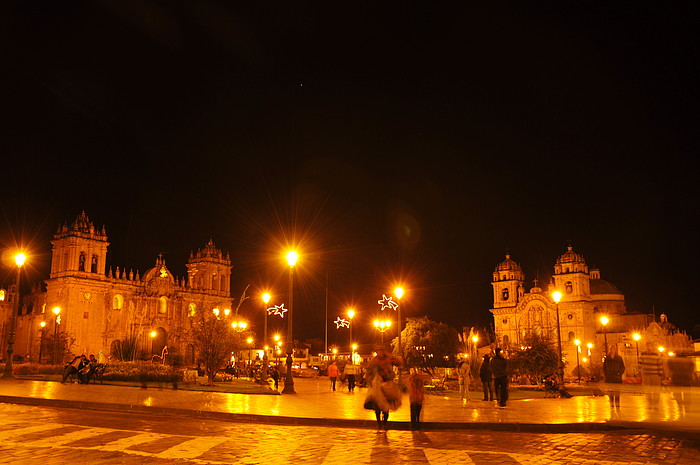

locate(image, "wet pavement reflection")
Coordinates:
0 378 698 433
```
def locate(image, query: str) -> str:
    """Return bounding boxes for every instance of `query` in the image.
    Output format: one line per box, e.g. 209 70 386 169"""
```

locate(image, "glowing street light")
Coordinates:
574 339 581 384
52 306 61 365
3 253 26 378
630 332 641 374
551 291 564 382
374 319 392 343
282 250 298 394
38 321 47 363
394 287 404 358
347 308 355 349
600 316 610 356
231 321 247 332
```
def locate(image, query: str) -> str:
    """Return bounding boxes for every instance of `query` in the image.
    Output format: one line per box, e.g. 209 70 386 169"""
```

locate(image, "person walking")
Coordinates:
328 361 340 391
639 343 665 408
363 345 402 430
491 348 509 408
408 370 425 430
344 362 357 392
479 354 495 401
456 359 471 403
603 345 625 411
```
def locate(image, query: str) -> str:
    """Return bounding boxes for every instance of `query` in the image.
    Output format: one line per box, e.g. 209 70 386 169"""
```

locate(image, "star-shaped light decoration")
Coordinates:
378 294 398 311
334 317 350 329
267 304 288 318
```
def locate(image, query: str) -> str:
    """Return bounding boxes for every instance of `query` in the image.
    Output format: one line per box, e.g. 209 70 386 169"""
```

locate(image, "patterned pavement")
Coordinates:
0 403 699 465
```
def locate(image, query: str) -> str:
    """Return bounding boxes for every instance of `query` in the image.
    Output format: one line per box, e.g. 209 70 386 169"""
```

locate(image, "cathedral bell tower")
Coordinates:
551 245 591 302
491 254 525 308
50 211 109 278
186 239 232 296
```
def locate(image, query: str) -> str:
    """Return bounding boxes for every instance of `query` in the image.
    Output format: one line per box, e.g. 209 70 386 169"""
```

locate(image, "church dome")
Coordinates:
556 246 586 265
590 279 622 295
494 254 522 273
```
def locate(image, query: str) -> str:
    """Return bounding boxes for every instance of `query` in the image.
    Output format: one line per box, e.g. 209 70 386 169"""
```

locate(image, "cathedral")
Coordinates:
0 212 235 365
490 246 659 377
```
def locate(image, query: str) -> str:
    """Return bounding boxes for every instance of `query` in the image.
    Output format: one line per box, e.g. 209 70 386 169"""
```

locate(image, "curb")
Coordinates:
0 395 632 433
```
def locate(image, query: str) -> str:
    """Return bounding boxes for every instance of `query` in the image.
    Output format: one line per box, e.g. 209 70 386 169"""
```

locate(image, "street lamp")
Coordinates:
600 316 609 356
246 337 254 368
351 343 358 365
394 287 404 358
374 319 392 343
38 321 46 364
551 291 564 383
282 251 298 394
3 253 26 379
574 339 581 384
347 308 355 350
52 307 61 364
632 333 641 374
262 293 271 350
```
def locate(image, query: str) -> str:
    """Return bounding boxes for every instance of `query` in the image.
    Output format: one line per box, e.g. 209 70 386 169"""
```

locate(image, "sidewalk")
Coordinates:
1 378 698 434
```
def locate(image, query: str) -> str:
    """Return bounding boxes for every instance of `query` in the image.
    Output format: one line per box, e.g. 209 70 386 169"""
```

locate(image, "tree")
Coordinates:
398 316 460 374
190 285 251 385
508 334 560 384
190 311 241 385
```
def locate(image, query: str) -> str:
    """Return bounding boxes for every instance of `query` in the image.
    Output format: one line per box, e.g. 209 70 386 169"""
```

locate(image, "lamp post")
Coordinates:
574 339 581 384
600 316 609 356
52 307 61 364
246 337 253 370
374 319 392 343
3 253 26 379
262 293 271 350
551 291 564 383
282 250 298 394
38 321 46 364
347 308 355 350
394 287 404 358
351 343 358 365
632 333 641 374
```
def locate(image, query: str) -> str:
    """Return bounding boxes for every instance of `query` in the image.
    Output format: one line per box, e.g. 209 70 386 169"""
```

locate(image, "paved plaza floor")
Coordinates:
1 377 699 434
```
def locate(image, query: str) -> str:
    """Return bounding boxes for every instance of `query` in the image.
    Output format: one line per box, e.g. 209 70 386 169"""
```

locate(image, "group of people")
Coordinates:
456 348 509 407
61 354 101 384
326 360 359 392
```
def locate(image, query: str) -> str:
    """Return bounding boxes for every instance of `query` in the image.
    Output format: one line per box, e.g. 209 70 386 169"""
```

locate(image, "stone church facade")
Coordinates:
2 212 234 364
490 246 656 377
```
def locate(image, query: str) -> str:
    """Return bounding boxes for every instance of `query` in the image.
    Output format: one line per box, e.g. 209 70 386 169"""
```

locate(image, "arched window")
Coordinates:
113 294 124 310
158 296 168 314
502 288 509 300
565 281 573 293
79 252 86 271
91 254 98 273
568 331 576 341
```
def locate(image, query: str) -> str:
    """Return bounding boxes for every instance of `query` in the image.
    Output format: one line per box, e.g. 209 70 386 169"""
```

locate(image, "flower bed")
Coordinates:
102 362 183 382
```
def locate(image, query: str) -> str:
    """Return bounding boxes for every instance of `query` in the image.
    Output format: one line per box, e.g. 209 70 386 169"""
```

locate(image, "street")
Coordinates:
0 404 698 464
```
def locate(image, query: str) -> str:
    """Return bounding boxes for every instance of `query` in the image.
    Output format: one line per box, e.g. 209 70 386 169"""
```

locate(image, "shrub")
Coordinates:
13 363 63 375
102 361 183 382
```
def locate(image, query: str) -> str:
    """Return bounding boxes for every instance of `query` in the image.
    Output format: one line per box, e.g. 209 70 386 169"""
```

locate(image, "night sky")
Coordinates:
2 2 699 344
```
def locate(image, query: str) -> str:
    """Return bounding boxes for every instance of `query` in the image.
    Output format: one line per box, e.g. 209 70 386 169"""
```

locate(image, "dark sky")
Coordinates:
2 1 699 344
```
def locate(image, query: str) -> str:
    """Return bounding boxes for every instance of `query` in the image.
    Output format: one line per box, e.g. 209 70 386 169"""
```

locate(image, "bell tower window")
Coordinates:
79 252 86 271
565 281 573 293
502 288 509 300
91 255 98 273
